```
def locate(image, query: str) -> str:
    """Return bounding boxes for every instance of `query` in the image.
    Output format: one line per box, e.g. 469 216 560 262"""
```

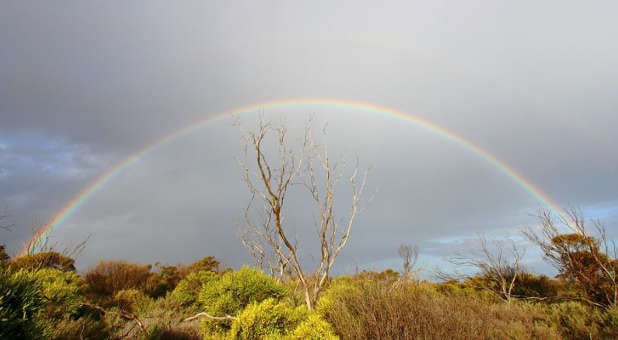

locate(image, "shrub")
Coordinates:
171 270 217 306
85 260 153 300
227 298 337 339
114 288 149 313
24 268 111 339
30 268 85 318
9 251 76 272
145 323 202 340
198 266 288 334
534 301 607 339
291 313 338 339
181 256 220 277
0 269 45 339
318 278 559 339
228 298 307 339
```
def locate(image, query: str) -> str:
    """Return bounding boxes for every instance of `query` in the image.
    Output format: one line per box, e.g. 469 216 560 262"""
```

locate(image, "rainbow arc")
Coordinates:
19 98 571 256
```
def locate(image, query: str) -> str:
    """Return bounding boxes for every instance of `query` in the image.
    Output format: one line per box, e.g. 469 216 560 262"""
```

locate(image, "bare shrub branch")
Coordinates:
438 234 525 303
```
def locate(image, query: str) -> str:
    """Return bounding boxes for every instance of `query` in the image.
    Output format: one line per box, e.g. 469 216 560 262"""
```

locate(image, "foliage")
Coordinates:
317 276 559 339
114 288 149 313
171 270 217 306
525 211 618 308
10 251 76 272
145 323 202 340
198 266 288 334
511 273 560 300
551 233 618 307
0 244 9 269
0 269 45 339
31 268 84 317
181 256 221 277
228 298 307 339
85 260 153 300
290 313 338 339
148 265 183 298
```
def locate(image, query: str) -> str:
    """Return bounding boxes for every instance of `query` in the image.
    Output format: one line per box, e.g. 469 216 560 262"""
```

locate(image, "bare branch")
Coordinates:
183 312 238 322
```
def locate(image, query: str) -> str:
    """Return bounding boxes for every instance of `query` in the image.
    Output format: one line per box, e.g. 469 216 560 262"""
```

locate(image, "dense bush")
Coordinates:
531 301 618 339
198 266 289 334
0 269 45 339
317 278 559 339
4 248 616 339
10 251 76 272
181 256 221 277
85 260 154 299
228 298 307 339
171 270 217 306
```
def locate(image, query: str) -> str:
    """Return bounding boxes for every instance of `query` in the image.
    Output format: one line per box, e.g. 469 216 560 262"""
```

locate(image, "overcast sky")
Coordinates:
1 1 617 275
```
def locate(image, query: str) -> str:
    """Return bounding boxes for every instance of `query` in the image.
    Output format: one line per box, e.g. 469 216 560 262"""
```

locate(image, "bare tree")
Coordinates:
438 234 525 303
238 118 368 309
398 244 420 280
523 209 617 308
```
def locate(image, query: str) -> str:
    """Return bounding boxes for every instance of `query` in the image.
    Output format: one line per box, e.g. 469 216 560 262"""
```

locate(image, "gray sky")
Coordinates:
1 1 617 275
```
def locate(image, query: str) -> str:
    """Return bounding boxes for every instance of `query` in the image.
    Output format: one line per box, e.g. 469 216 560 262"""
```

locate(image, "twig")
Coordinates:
183 312 238 322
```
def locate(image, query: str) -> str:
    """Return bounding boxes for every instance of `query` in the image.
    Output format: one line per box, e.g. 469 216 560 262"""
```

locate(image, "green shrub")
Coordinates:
198 266 288 334
536 301 606 339
114 288 149 313
26 268 110 339
9 252 76 272
228 298 307 339
29 268 85 319
181 256 220 276
0 269 46 339
291 313 338 339
171 270 217 306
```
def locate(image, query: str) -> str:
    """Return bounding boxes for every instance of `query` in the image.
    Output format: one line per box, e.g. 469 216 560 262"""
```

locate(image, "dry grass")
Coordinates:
319 279 560 339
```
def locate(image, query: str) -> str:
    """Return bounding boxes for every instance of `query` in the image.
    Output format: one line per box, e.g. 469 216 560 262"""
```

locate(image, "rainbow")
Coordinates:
19 98 572 256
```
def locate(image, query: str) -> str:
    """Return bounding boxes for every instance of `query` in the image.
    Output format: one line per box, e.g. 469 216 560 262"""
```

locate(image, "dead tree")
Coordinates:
439 234 524 303
238 118 368 310
398 244 420 280
523 209 617 309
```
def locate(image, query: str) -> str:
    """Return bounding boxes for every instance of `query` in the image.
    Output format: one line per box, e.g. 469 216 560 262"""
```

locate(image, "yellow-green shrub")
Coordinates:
113 288 149 313
228 298 307 339
29 268 85 319
291 313 338 339
198 266 289 335
171 270 217 306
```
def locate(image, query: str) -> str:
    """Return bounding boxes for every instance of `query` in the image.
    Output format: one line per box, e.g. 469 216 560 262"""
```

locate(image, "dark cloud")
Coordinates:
1 1 617 272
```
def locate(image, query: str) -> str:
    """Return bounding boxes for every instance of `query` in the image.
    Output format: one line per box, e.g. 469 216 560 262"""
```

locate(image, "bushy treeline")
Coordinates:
0 233 616 339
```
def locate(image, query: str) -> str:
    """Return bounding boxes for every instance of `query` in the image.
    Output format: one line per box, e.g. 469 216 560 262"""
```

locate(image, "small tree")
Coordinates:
524 209 617 309
439 234 525 303
238 119 368 309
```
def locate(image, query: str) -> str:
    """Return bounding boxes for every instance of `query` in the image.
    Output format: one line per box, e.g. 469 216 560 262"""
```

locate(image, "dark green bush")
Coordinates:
171 270 217 306
0 269 46 339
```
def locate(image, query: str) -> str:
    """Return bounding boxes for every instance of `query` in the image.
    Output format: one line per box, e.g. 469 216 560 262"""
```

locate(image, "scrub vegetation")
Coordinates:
1 122 616 339
1 212 616 339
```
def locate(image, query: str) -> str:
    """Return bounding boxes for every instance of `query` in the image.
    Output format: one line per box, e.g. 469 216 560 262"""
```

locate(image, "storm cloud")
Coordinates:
1 1 617 274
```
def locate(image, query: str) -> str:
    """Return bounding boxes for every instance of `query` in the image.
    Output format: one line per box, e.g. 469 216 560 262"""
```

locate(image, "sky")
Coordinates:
1 1 617 276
